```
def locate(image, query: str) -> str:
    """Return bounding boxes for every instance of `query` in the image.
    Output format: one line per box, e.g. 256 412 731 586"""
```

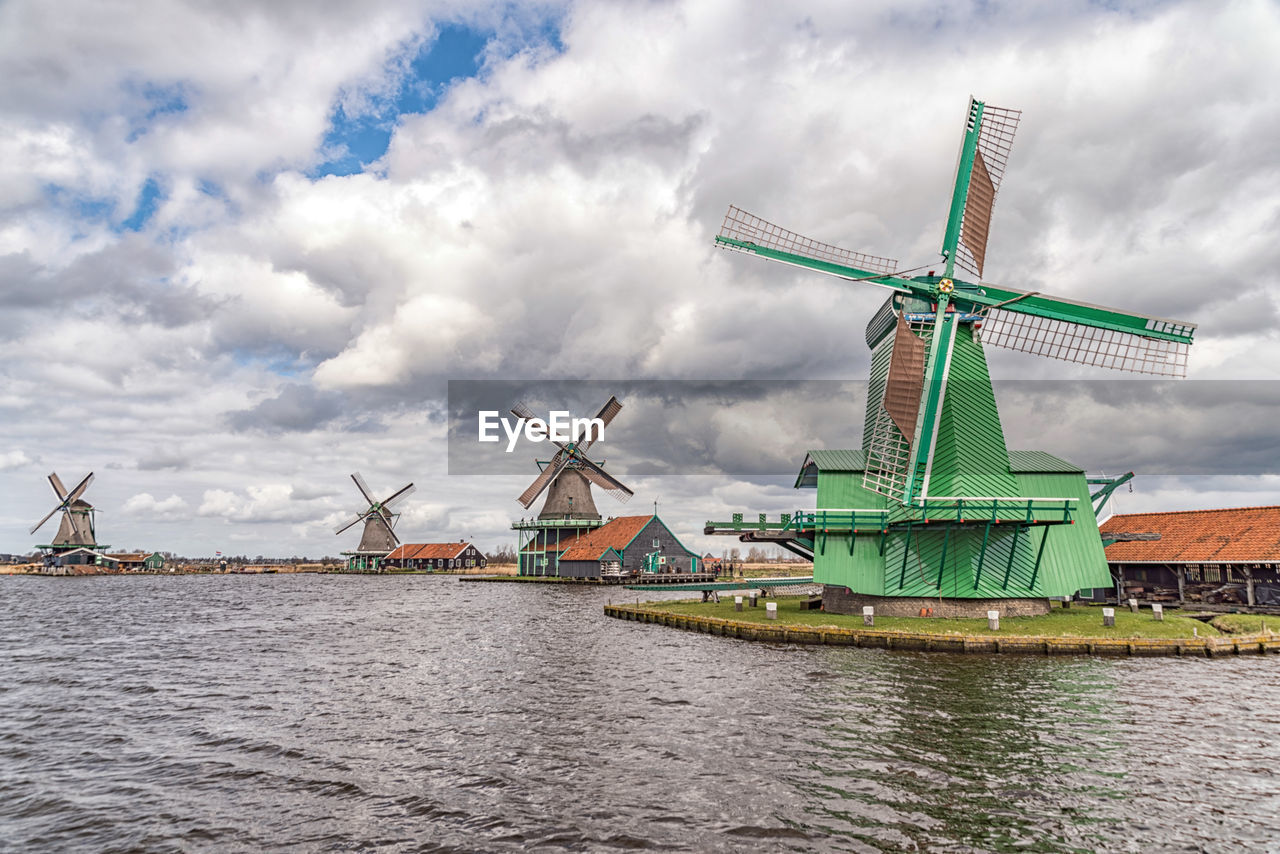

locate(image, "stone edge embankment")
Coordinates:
603 604 1280 658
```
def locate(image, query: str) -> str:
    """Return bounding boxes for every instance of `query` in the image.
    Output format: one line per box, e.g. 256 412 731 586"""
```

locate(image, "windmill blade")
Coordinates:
64 507 87 542
716 206 904 287
64 472 94 504
382 483 416 510
575 395 622 454
974 289 1195 377
942 98 1021 279
516 449 569 509
48 472 69 500
334 511 370 536
30 504 62 535
510 401 538 422
901 303 962 505
574 456 634 504
883 314 927 441
350 472 376 507
376 507 402 545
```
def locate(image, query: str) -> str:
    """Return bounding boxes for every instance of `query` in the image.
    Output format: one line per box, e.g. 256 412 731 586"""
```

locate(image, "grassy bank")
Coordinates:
639 596 1265 640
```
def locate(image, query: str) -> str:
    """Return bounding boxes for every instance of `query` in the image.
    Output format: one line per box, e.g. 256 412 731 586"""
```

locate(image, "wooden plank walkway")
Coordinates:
623 576 814 592
605 603 1280 657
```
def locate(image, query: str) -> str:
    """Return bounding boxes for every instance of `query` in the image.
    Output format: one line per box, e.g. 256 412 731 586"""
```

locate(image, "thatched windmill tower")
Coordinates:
31 472 101 550
334 473 415 571
511 395 633 576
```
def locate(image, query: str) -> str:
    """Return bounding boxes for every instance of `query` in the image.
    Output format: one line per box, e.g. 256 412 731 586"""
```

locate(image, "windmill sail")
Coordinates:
576 457 634 503
576 395 622 453
31 471 96 543
517 449 569 508
883 313 927 440
717 206 899 280
978 306 1192 377
945 99 1021 279
863 313 927 501
334 473 413 551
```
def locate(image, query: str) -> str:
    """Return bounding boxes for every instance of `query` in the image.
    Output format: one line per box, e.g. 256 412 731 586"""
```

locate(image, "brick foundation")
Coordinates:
822 586 1051 618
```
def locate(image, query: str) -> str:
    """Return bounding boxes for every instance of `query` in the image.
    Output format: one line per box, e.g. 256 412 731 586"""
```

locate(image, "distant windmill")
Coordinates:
31 472 98 549
334 473 415 553
513 395 633 519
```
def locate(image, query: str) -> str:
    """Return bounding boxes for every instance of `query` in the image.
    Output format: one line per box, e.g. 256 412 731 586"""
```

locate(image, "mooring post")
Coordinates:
1152 603 1164 621
749 593 758 608
863 605 874 627
766 601 778 620
1103 607 1116 627
1128 597 1139 614
735 595 743 612
987 610 1000 631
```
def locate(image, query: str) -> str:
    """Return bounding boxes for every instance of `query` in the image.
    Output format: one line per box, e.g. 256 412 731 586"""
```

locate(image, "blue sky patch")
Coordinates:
43 183 115 229
121 177 164 232
123 81 190 142
314 23 491 177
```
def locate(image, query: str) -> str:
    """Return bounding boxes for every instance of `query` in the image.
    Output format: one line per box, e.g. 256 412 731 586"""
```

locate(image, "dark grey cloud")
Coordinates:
136 448 190 471
226 384 386 434
447 378 1280 479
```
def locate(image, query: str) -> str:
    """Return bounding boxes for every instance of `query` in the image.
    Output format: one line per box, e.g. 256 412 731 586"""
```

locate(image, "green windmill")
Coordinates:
709 98 1196 615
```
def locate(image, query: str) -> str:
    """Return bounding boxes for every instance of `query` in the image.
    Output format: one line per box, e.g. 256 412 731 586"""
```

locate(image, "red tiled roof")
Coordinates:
386 542 469 561
1101 506 1280 563
559 515 655 561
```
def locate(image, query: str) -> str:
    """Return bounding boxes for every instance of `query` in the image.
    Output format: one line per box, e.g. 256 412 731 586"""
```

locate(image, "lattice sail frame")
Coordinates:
978 309 1190 377
954 102 1021 279
719 206 898 277
863 406 911 500
863 312 934 500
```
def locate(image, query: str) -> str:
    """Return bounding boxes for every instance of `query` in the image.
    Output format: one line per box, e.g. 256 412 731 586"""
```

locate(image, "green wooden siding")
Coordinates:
809 324 1110 598
1010 471 1111 594
923 325 1019 500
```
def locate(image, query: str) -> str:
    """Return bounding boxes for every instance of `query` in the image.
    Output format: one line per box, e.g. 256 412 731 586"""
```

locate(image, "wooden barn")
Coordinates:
384 542 486 571
1099 506 1280 606
551 515 699 580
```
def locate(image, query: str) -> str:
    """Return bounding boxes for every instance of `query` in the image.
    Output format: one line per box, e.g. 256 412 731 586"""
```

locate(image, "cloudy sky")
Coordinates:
2 0 1277 558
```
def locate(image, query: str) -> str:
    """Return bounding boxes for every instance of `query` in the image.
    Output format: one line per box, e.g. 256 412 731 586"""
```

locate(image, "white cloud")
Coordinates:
0 450 33 471
197 484 317 523
121 492 191 519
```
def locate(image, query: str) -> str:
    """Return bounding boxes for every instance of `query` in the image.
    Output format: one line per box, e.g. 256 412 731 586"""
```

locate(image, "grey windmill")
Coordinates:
513 395 633 520
334 473 415 554
31 472 100 550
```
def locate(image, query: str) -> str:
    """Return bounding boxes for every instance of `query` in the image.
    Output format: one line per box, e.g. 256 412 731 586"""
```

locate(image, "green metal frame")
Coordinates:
903 295 956 504
941 98 984 277
1088 472 1134 515
714 237 1195 346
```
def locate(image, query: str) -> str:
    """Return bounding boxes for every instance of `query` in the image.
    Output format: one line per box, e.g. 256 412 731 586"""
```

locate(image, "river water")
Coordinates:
2 574 1278 852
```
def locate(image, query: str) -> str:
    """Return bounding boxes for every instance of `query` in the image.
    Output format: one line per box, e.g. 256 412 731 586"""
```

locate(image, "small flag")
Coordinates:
215 551 222 556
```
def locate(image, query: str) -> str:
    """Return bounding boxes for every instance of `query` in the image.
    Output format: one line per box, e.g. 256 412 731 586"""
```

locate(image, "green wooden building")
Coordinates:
706 97 1193 617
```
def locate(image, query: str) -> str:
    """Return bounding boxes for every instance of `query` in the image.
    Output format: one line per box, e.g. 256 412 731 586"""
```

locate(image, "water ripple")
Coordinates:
1 575 1278 852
